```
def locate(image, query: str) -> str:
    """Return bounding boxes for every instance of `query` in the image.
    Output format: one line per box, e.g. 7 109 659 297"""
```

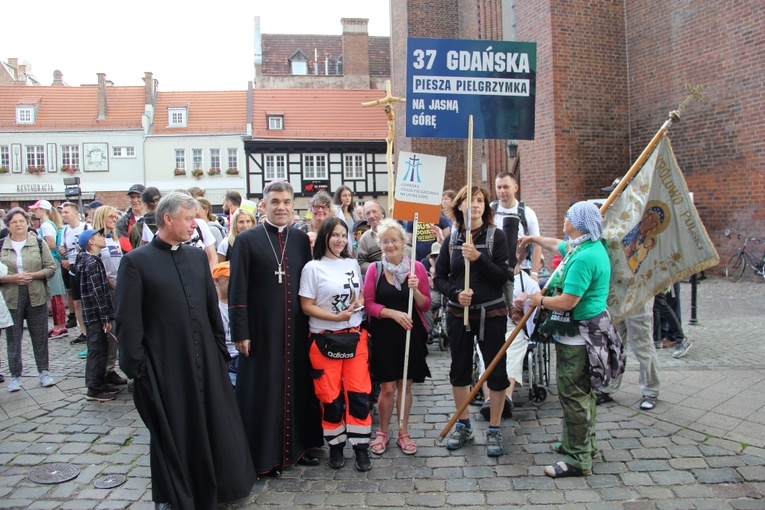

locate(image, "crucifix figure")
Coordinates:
361 80 405 217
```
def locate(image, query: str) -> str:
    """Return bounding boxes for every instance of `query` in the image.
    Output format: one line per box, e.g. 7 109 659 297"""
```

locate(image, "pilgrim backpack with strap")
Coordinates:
447 226 513 311
490 200 532 264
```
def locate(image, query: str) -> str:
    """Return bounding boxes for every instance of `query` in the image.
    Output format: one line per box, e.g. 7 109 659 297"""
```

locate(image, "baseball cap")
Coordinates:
212 261 230 280
141 187 161 204
127 184 146 196
352 219 369 233
601 177 622 192
429 242 442 257
77 228 105 250
85 200 103 210
29 200 53 211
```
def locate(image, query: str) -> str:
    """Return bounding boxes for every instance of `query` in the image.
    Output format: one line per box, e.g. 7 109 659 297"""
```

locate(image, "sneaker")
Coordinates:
85 390 117 402
446 422 474 450
70 334 87 345
486 429 504 457
7 377 21 392
39 371 56 387
479 398 491 420
672 338 692 359
595 392 614 405
354 447 372 472
65 315 77 329
502 396 514 419
106 372 128 385
328 445 345 469
76 348 88 359
661 338 675 349
49 328 69 340
640 396 657 410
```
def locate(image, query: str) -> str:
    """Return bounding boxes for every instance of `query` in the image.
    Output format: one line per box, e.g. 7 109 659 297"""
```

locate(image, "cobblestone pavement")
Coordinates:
0 276 764 509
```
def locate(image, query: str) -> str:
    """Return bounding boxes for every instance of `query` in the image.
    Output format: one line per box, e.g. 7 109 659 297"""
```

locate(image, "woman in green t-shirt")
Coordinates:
522 201 624 478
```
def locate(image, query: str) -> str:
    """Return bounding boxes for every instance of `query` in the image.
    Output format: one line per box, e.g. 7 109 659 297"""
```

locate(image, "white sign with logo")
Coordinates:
394 151 447 206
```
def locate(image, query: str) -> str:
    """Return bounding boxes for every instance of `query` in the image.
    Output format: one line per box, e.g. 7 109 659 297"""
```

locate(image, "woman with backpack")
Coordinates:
29 200 68 340
197 198 227 246
217 208 256 263
433 185 513 458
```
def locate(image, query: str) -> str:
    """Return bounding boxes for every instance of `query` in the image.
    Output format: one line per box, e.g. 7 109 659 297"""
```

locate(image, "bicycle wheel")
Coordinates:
725 254 746 282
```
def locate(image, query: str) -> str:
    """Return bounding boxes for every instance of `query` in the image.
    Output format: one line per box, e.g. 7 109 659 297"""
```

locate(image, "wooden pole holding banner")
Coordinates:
399 212 418 429
437 86 704 442
463 115 474 328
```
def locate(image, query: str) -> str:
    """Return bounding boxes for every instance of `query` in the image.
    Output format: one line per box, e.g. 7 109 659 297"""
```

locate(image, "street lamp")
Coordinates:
505 141 518 159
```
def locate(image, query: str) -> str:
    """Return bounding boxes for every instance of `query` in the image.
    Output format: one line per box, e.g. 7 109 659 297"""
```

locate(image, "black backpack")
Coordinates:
490 200 531 263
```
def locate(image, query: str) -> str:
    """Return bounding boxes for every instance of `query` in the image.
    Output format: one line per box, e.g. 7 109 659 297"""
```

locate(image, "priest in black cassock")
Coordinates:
116 192 256 509
229 180 323 476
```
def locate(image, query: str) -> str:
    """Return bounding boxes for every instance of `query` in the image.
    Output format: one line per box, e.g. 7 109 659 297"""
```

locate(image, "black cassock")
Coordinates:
116 237 255 509
229 222 323 474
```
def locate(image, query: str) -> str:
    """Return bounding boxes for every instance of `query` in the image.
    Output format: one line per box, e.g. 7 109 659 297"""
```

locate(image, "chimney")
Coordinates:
52 70 65 86
8 58 18 79
143 72 155 105
340 18 370 89
97 72 107 119
17 64 27 83
253 16 263 87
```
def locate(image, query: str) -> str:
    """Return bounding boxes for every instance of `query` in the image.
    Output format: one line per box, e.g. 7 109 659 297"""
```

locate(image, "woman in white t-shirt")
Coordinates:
299 216 372 472
217 208 256 263
31 201 68 339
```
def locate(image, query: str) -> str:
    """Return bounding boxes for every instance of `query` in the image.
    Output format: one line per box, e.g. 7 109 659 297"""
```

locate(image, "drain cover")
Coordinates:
28 463 80 484
94 474 127 489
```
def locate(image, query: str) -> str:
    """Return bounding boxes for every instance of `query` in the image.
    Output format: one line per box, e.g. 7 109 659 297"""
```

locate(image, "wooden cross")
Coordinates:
361 80 406 217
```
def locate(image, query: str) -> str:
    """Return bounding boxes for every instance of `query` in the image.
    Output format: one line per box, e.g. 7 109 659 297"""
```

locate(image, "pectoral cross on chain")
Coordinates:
274 264 286 284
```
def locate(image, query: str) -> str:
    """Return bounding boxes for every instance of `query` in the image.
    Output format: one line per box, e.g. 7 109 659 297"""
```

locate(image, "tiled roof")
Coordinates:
0 85 145 131
151 90 248 135
261 34 390 76
252 89 390 141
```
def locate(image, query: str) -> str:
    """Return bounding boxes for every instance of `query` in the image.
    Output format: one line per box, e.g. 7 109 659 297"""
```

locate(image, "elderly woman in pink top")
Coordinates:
364 219 431 457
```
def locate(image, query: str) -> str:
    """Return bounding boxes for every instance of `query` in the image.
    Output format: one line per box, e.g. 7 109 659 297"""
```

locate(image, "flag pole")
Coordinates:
438 85 703 442
399 212 418 429
463 115 474 328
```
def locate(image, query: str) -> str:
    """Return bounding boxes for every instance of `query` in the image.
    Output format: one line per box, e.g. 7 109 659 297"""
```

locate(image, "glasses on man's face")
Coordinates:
313 205 329 211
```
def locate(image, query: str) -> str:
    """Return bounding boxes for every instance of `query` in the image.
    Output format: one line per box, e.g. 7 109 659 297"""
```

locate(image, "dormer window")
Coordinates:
268 115 284 130
16 106 34 124
289 50 309 76
168 107 187 127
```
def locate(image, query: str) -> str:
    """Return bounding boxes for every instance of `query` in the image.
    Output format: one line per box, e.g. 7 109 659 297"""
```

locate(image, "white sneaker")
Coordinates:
7 377 21 392
39 371 56 387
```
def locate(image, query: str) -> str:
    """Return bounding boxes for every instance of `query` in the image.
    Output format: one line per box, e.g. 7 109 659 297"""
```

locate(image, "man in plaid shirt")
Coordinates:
76 228 118 402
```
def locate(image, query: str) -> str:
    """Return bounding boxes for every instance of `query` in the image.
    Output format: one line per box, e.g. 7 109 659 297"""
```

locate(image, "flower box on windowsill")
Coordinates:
0 166 8 174
27 166 45 175
225 167 239 176
207 168 221 176
191 169 204 179
174 168 187 176
60 165 79 174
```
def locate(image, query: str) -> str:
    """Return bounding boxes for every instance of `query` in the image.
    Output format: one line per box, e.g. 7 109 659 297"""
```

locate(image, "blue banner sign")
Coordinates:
405 38 536 140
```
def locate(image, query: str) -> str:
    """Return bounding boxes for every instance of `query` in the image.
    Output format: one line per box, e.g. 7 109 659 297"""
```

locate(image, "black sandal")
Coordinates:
544 461 587 478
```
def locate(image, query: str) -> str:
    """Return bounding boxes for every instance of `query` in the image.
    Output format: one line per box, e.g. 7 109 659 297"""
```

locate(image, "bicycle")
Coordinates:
724 229 765 282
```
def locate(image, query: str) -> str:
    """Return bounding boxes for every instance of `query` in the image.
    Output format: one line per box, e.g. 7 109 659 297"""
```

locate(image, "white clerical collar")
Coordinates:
265 219 288 233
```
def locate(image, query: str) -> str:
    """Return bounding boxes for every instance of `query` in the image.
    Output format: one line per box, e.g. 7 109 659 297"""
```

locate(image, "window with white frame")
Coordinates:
193 148 203 170
291 61 308 75
26 145 45 169
210 149 220 170
16 107 34 124
268 115 284 130
61 145 80 168
265 154 287 180
112 146 135 158
168 108 187 127
304 154 327 180
175 149 186 170
0 146 9 169
227 148 238 171
344 154 364 179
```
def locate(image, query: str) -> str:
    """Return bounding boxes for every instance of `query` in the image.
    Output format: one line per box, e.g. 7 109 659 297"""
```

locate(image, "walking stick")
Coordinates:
463 116 474 329
399 213 418 429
